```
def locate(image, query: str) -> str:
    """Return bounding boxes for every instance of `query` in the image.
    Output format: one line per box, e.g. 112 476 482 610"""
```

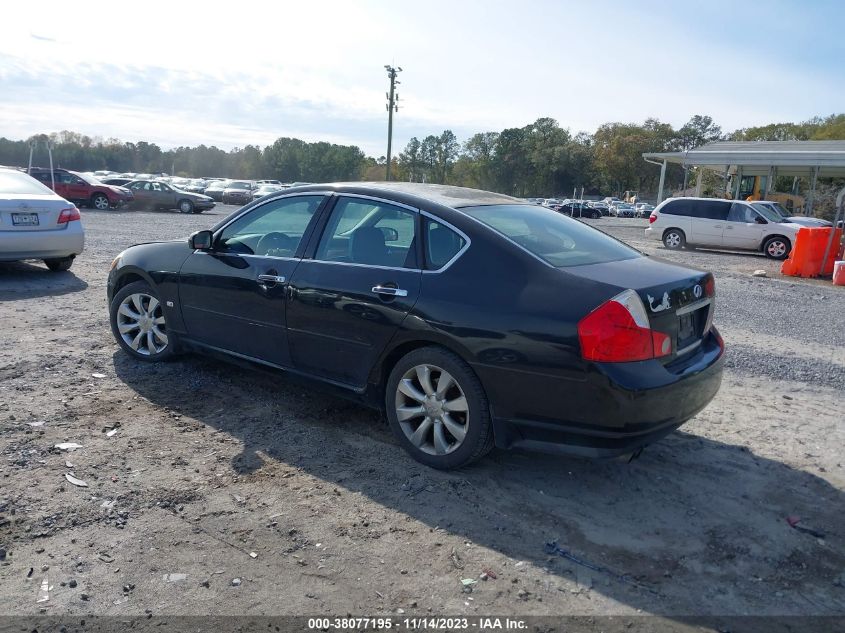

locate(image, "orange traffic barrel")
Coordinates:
834 261 845 286
781 227 844 278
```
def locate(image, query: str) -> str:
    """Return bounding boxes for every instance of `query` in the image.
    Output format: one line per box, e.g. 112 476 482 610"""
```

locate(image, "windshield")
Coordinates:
72 171 101 185
229 181 250 188
461 204 641 267
754 201 789 219
0 169 57 195
751 203 784 222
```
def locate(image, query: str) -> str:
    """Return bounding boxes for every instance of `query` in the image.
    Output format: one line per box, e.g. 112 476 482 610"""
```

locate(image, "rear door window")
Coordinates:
315 197 418 269
695 200 730 221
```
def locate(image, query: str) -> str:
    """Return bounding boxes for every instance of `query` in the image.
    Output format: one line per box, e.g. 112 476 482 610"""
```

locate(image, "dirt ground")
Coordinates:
1 207 844 627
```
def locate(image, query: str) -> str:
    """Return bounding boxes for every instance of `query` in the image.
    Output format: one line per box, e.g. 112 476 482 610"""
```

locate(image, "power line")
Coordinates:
384 64 402 181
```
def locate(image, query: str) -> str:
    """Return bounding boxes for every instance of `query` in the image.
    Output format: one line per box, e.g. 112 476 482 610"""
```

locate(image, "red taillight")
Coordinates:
578 289 671 363
703 276 715 297
648 213 657 224
57 207 81 224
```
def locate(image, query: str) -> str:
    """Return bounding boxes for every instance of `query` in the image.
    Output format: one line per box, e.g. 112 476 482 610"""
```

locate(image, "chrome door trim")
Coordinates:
372 285 409 297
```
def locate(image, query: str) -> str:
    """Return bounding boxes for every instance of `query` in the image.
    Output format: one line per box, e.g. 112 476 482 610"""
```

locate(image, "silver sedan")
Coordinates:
0 168 84 271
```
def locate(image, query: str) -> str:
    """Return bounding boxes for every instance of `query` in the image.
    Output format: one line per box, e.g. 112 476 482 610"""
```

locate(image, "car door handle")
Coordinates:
257 274 286 284
712 225 722 228
372 285 408 297
725 226 733 230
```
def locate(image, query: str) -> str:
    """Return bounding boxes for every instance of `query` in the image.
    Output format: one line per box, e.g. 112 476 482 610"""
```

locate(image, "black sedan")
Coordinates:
560 202 601 218
107 183 724 469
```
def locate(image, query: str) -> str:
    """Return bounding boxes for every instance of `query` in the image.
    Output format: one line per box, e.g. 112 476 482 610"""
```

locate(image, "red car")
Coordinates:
28 168 133 210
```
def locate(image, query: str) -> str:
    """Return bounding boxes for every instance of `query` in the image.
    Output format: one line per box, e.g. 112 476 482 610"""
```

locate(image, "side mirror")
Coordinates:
379 226 400 242
755 216 767 225
189 230 213 250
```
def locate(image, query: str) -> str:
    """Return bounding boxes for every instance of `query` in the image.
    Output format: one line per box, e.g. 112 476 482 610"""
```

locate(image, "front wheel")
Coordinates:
91 193 110 210
178 199 194 214
386 347 493 469
764 236 791 259
109 280 174 362
44 256 74 272
662 229 686 250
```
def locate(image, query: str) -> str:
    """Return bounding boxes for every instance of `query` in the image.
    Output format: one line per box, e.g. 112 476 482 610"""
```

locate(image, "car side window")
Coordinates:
728 203 757 223
662 200 688 216
694 200 730 221
217 195 323 257
315 197 418 268
424 219 466 270
152 182 162 192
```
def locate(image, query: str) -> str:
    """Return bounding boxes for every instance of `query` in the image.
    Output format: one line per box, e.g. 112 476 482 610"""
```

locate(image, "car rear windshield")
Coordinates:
0 170 56 195
461 204 641 267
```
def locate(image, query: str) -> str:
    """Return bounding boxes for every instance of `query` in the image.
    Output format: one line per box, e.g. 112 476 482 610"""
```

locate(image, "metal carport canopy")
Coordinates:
643 140 845 207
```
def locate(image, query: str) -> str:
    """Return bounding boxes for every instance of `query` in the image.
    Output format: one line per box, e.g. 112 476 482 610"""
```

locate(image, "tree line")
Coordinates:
1 113 843 200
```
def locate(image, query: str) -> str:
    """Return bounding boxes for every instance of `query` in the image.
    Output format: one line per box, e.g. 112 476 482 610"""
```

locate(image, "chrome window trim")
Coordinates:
297 259 422 274
192 251 299 263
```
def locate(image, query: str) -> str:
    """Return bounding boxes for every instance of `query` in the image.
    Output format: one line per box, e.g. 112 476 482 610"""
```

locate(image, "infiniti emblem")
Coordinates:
693 284 703 299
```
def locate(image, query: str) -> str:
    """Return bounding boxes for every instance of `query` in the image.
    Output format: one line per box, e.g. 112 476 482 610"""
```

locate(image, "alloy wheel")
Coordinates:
93 194 109 210
395 364 469 456
767 239 787 258
665 232 682 248
116 293 168 355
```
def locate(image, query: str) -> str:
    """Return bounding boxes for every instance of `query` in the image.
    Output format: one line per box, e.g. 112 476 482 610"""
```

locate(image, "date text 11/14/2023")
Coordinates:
307 617 528 630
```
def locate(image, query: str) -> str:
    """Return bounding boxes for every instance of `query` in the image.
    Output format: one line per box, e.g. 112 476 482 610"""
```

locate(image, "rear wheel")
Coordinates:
91 193 110 210
386 347 493 469
44 256 74 272
662 229 686 250
109 280 174 362
764 236 791 259
178 199 194 214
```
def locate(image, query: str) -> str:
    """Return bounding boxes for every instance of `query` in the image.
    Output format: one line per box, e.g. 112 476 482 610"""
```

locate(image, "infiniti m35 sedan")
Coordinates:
107 183 724 469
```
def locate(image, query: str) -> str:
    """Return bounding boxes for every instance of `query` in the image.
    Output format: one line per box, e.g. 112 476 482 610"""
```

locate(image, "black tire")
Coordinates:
109 280 175 362
91 193 110 210
44 256 74 272
763 235 791 260
385 346 494 469
662 228 686 250
177 199 194 214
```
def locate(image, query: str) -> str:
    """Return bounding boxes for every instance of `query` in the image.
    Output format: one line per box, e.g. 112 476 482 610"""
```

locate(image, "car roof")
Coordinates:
287 182 525 210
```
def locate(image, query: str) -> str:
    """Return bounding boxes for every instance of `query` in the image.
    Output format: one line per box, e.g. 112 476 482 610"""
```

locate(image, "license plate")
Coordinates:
678 313 694 341
12 213 39 226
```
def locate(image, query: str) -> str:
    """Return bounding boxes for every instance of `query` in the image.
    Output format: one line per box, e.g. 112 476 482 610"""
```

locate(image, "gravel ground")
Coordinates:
1 207 844 627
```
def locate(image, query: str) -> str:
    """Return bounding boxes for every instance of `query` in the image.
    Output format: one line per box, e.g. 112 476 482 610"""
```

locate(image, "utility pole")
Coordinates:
384 64 402 181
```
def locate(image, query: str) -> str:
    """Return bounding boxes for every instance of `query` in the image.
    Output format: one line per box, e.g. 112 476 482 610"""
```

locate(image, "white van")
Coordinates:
644 197 801 259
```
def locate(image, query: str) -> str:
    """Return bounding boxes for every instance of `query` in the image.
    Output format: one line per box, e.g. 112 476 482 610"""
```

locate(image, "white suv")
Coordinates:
644 197 802 259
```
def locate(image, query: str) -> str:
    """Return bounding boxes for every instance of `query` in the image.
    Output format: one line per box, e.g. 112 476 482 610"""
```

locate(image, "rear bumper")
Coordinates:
486 329 725 458
0 225 85 261
644 226 659 240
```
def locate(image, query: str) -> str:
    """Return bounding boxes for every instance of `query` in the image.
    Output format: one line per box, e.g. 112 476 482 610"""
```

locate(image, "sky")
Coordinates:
2 0 844 157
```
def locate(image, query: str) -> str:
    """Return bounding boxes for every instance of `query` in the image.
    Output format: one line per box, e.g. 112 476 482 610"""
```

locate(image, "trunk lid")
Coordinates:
0 195 73 232
569 256 714 362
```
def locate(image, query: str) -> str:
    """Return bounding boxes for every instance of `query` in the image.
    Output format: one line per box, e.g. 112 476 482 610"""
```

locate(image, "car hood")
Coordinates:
787 216 832 227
